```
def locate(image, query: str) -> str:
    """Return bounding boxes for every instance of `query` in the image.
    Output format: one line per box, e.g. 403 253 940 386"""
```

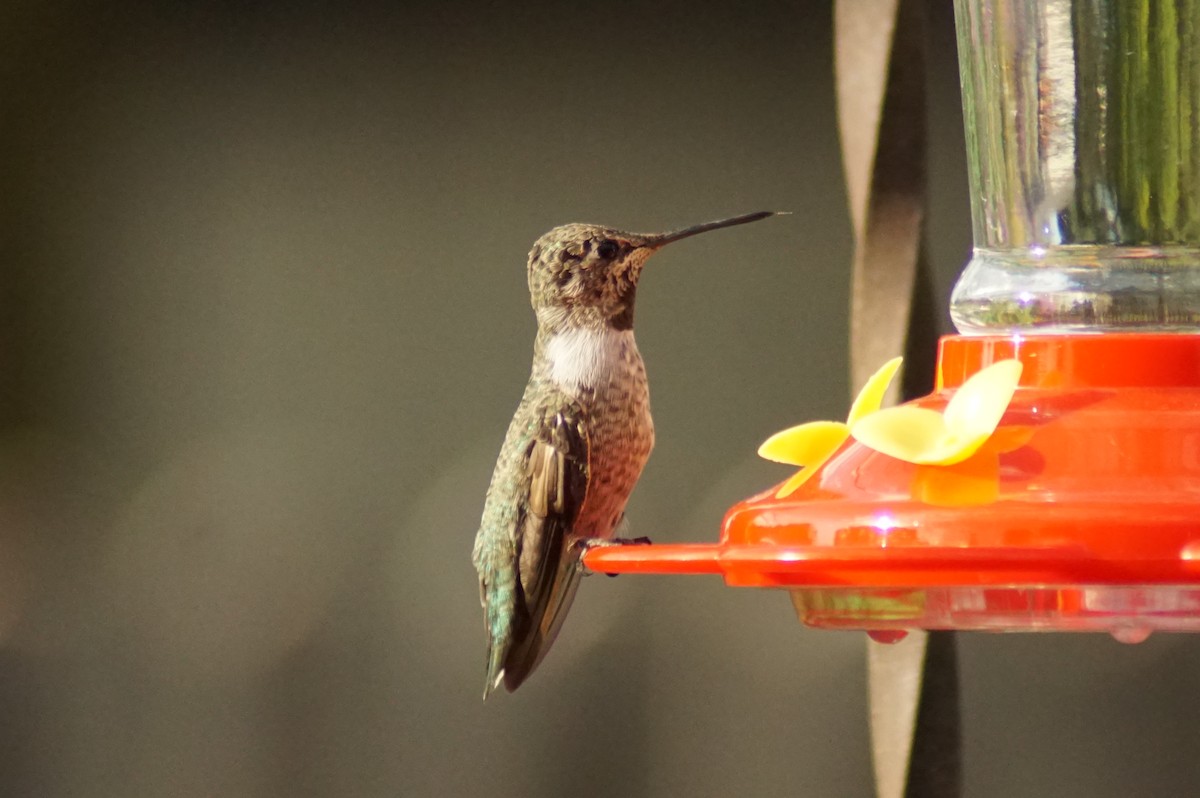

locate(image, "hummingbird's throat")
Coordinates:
544 327 640 396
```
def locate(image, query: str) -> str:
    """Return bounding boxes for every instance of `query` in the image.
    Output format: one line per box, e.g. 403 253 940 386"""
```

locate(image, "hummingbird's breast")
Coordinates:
543 327 654 539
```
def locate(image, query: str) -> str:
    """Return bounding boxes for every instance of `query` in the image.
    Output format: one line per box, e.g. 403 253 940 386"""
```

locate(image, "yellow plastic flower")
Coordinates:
909 430 1029 507
758 357 903 498
850 359 1024 466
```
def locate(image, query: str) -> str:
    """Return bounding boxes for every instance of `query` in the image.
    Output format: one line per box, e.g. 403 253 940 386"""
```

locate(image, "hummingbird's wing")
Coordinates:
501 398 590 692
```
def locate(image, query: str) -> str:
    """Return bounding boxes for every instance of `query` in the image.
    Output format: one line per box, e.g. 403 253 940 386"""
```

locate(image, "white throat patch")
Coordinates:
545 328 638 392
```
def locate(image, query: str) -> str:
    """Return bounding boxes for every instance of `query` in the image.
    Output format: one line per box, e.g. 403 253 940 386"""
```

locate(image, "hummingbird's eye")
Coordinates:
596 239 619 259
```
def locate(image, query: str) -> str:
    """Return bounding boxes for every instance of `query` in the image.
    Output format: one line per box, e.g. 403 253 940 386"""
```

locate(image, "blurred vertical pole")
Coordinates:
834 1 961 797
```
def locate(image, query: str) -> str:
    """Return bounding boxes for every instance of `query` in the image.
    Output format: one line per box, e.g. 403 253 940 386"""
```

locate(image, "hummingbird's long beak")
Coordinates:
642 210 783 248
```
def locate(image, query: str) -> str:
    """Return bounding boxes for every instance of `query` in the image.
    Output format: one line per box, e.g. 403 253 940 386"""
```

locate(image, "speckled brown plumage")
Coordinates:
472 212 778 697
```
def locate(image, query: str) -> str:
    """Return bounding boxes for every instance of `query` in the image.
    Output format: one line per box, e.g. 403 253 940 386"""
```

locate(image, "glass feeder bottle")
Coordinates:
951 0 1200 333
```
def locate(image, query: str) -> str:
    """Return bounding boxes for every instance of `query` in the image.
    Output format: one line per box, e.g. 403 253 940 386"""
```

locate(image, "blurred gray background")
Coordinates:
2 1 1200 796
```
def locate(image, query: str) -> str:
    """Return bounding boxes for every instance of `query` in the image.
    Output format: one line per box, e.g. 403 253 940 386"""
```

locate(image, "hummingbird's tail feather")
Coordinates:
483 641 506 700
478 560 517 700
501 555 583 692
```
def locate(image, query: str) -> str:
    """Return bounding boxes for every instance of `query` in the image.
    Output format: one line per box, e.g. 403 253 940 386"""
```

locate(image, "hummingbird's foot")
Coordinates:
575 536 653 577
576 535 653 550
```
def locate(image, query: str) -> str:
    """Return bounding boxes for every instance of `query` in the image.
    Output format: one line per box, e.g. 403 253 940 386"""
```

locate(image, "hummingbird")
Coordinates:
473 210 780 697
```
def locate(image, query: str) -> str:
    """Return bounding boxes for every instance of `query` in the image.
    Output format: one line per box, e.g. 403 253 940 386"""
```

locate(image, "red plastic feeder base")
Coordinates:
584 334 1200 641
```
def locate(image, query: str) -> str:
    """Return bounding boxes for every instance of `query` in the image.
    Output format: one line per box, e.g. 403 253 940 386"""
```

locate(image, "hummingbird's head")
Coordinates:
526 211 779 333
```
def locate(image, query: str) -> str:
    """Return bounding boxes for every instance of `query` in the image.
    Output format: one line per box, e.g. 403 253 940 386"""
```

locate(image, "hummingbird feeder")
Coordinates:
585 0 1200 644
